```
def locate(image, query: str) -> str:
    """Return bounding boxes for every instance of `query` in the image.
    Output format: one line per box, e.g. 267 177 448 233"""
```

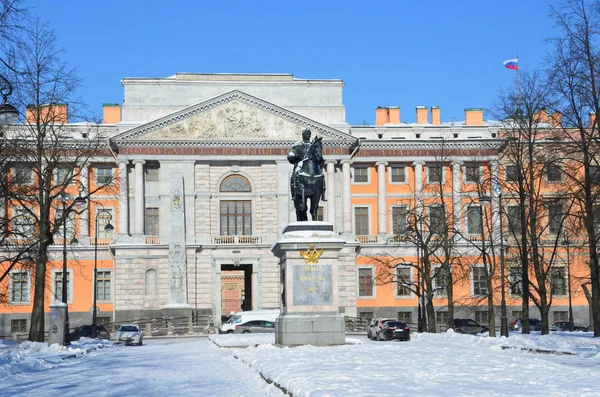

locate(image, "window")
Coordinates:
396 267 412 297
353 167 369 183
475 311 489 325
427 165 443 183
505 165 518 182
465 164 480 183
220 201 252 235
547 204 564 235
433 266 450 297
553 311 568 322
359 312 373 324
13 207 34 238
96 271 111 300
145 269 157 296
145 208 159 236
590 165 600 184
509 267 522 296
546 163 562 182
507 205 521 234
145 166 159 182
472 266 487 296
97 209 114 238
436 311 449 326
354 207 369 235
467 206 483 235
56 166 74 185
428 206 444 235
13 165 33 185
220 175 251 192
551 268 566 295
316 207 324 222
397 311 412 324
392 206 408 236
358 268 374 297
390 166 406 183
10 271 29 304
95 166 114 186
54 270 71 302
11 319 27 333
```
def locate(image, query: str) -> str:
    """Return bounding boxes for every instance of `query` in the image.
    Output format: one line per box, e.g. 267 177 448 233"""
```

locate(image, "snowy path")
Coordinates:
0 338 284 397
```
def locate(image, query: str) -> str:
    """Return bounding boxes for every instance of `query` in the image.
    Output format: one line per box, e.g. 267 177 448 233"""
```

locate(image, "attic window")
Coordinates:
391 137 405 140
453 133 459 139
468 136 482 139
415 134 421 139
491 133 497 138
431 136 442 139
359 137 367 140
81 132 87 139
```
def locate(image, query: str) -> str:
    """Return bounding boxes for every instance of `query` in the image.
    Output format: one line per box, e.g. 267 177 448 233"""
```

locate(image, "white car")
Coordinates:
116 324 143 346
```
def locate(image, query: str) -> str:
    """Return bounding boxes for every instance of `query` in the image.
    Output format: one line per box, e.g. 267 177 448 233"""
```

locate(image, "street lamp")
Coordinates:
493 185 509 337
562 231 575 332
477 195 494 336
92 209 113 338
61 194 86 345
0 74 18 125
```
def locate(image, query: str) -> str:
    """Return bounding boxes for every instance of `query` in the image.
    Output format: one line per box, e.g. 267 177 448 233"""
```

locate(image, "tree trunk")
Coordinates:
28 248 48 342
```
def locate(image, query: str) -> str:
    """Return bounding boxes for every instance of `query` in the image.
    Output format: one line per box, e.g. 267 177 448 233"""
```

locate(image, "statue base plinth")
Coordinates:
275 313 345 346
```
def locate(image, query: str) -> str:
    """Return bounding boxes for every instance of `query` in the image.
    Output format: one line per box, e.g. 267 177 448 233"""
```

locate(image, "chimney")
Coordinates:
551 112 562 127
416 106 428 124
103 103 122 124
26 104 68 124
590 112 597 128
388 106 400 124
431 106 441 125
375 107 389 126
465 108 483 126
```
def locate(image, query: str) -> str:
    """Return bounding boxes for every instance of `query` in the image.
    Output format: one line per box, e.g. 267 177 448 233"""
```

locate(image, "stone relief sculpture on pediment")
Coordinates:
143 101 304 141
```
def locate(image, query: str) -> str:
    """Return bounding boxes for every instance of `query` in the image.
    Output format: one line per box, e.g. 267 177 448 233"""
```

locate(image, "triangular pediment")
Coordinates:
111 90 356 144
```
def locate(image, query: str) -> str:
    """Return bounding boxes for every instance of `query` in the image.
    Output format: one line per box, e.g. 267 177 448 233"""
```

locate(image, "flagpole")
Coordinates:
516 52 520 113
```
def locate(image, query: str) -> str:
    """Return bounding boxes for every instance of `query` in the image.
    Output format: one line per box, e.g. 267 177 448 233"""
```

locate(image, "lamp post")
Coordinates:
61 194 86 346
493 185 509 337
562 231 575 332
478 195 494 336
92 209 113 338
0 74 19 125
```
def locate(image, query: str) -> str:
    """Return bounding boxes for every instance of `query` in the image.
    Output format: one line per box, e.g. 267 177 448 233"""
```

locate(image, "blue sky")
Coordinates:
30 0 555 125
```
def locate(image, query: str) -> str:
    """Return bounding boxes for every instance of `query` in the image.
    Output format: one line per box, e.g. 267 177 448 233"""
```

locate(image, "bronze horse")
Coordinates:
291 136 324 221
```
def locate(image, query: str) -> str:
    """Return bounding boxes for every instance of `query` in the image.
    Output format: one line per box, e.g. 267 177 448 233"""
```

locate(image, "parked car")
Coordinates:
513 318 542 331
378 321 411 341
550 321 590 332
218 309 280 334
453 318 489 335
367 318 396 340
233 320 276 334
116 324 143 345
68 325 110 342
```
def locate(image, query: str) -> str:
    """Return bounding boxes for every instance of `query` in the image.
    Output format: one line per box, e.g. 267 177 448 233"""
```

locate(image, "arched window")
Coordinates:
219 175 252 236
145 269 157 296
220 175 251 192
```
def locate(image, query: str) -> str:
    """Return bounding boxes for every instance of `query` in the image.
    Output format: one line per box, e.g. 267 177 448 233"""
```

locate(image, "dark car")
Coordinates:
68 325 111 342
234 320 275 334
550 321 590 332
513 318 542 331
378 321 410 341
453 318 489 335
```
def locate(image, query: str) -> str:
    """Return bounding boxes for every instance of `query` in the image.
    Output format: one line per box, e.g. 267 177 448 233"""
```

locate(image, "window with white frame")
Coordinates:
392 206 408 236
427 165 443 183
397 311 412 324
396 267 412 297
145 165 159 182
54 208 75 240
13 207 34 238
436 311 449 326
465 164 481 183
547 203 564 235
95 166 114 186
507 205 521 235
390 165 407 183
96 209 114 238
428 205 444 235
553 311 568 322
55 166 74 185
472 266 488 296
353 167 369 183
96 270 111 300
550 267 566 295
358 268 374 297
475 311 489 325
354 207 369 236
9 271 29 304
13 165 33 185
53 270 72 302
505 165 519 182
509 267 522 296
545 163 563 182
433 265 449 297
466 206 483 235
11 319 27 333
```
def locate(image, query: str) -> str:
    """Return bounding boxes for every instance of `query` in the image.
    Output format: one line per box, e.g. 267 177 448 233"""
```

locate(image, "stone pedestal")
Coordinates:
48 302 67 345
271 221 346 346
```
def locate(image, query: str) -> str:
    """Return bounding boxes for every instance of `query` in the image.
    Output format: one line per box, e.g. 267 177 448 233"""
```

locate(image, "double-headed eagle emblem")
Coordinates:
300 244 323 265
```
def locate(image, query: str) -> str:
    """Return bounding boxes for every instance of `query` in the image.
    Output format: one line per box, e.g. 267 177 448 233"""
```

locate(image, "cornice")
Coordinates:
358 140 504 150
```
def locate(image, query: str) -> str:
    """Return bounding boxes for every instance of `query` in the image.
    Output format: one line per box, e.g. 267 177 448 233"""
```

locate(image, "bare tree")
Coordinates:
0 18 113 341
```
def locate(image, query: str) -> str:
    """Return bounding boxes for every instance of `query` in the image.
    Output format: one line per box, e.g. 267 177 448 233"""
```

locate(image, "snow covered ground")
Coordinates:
2 331 600 396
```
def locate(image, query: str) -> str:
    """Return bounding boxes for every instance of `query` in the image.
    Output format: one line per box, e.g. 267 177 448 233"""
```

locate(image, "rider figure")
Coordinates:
287 128 326 201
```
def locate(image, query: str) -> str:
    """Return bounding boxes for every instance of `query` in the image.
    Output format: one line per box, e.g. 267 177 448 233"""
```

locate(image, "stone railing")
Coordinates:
145 236 160 244
357 235 378 244
212 235 262 245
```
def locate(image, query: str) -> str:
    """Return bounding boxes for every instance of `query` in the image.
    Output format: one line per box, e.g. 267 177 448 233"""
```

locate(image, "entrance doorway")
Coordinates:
220 264 253 322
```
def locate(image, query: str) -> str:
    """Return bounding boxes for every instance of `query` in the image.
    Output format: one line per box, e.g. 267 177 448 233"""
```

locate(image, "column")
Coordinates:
78 163 90 241
451 160 463 235
133 160 145 236
376 161 388 239
413 161 425 216
326 160 337 225
341 160 352 235
118 159 129 236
